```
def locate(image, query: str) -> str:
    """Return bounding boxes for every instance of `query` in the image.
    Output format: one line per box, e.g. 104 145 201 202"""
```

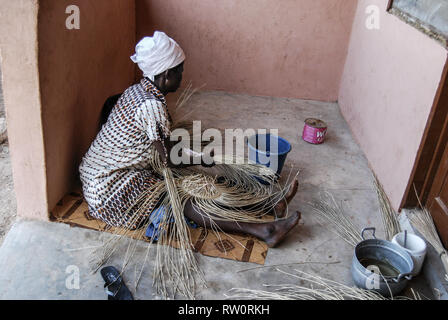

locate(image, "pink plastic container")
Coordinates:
302 118 327 144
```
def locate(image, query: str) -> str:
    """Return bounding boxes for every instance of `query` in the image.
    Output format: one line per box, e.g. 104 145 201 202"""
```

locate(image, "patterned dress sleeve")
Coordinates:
137 99 171 143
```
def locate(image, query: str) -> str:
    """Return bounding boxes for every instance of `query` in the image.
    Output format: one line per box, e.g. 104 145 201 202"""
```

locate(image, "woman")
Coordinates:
79 31 300 248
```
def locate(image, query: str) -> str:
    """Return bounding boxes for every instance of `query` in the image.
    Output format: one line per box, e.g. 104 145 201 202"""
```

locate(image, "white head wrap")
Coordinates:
131 31 185 81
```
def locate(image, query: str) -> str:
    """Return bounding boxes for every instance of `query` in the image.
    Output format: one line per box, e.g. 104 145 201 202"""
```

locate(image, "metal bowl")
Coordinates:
351 228 414 297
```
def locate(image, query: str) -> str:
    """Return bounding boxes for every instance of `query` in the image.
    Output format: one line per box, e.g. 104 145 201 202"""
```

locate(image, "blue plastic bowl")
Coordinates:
247 133 291 176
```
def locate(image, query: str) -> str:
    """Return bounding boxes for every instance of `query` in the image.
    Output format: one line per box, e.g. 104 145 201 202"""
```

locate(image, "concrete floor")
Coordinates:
0 66 17 246
0 90 438 299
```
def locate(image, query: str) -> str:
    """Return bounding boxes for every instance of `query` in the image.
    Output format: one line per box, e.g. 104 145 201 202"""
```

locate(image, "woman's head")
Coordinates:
131 32 185 94
154 61 184 94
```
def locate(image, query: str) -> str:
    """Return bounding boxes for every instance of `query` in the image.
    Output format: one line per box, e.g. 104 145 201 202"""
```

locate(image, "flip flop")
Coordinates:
100 266 134 300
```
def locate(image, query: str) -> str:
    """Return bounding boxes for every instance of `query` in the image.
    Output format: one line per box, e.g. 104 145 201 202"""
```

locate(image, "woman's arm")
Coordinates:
153 137 214 168
151 114 214 168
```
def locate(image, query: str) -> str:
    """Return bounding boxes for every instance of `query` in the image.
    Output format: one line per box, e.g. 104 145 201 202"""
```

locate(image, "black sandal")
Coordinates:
100 266 134 300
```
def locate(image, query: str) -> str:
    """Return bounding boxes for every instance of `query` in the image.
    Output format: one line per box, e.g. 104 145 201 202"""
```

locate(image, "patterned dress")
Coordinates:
79 78 171 229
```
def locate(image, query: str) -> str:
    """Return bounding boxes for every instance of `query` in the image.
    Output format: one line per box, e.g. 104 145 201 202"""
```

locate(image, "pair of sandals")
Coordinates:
101 266 134 300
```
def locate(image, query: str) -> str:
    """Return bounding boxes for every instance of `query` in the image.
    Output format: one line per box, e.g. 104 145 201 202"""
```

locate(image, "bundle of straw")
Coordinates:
151 160 203 299
407 186 448 280
374 175 401 241
171 82 205 125
309 192 362 247
408 207 448 278
89 86 300 298
227 268 422 300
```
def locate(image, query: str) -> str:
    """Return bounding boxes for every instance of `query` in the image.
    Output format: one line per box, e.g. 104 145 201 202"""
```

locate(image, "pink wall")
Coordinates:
3 0 446 220
0 0 136 220
38 0 136 214
339 0 447 211
0 0 48 219
136 0 357 101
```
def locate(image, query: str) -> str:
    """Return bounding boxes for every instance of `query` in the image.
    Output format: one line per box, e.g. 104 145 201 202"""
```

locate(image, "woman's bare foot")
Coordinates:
273 179 299 218
263 211 301 248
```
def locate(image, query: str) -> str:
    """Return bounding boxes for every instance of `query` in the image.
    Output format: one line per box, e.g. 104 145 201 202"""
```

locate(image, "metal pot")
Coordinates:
351 227 414 297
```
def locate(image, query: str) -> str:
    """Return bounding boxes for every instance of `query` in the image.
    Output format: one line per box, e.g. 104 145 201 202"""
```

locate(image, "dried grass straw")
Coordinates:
309 177 402 246
374 175 401 241
309 192 362 247
227 268 422 300
409 186 448 279
88 85 300 299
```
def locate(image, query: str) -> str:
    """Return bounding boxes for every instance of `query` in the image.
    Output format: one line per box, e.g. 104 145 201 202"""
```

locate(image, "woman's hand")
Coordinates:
153 123 171 166
153 140 169 166
153 132 215 168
